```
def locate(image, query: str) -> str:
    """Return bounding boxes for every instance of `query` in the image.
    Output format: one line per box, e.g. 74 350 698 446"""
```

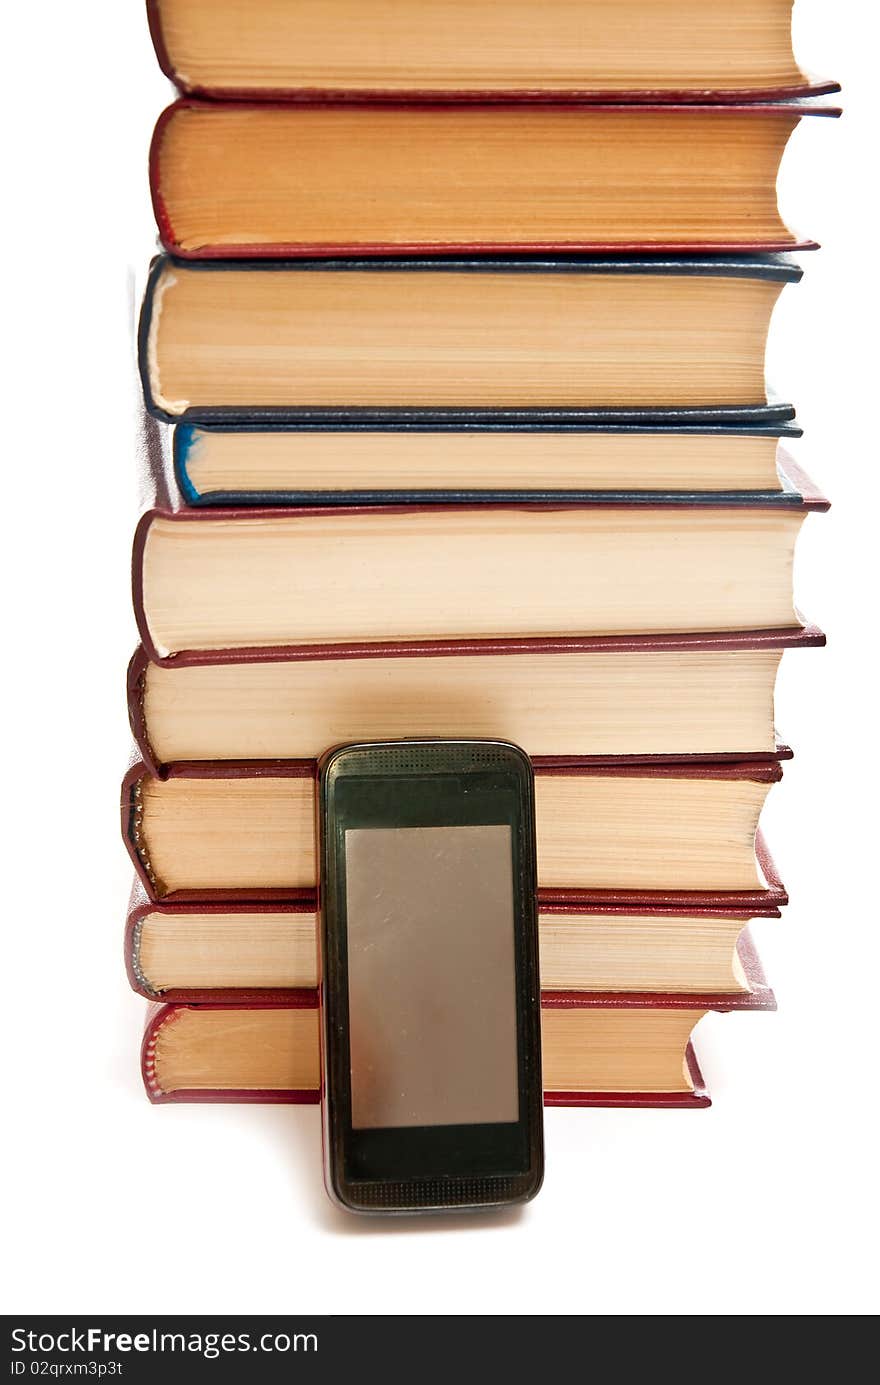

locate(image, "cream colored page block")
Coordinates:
141 508 803 655
147 264 780 413
139 911 319 990
184 429 783 495
140 775 316 894
153 1005 704 1095
539 915 747 992
138 772 768 895
155 1007 320 1093
158 0 803 92
159 106 794 250
139 909 745 995
534 775 767 890
540 1009 704 1092
143 649 781 764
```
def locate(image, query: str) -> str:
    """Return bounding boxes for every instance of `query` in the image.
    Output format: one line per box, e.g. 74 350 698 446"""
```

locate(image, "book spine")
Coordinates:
126 648 161 778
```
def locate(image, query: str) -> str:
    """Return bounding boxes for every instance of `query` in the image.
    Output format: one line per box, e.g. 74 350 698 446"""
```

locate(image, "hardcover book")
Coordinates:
150 99 837 259
127 627 821 773
141 935 776 1108
139 255 802 423
132 483 827 665
173 419 806 507
126 880 781 1004
122 758 787 906
147 0 838 103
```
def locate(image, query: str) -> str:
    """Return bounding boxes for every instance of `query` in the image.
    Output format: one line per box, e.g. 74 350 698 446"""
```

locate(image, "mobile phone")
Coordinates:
317 739 544 1214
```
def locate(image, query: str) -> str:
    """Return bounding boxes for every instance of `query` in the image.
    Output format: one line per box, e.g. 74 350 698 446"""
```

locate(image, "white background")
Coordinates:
1 0 877 1315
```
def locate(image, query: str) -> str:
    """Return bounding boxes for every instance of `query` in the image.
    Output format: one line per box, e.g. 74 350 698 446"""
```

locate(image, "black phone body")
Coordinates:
317 739 544 1214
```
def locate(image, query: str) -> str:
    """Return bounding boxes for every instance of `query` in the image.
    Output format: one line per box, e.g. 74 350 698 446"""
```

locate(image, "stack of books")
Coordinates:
126 0 838 1109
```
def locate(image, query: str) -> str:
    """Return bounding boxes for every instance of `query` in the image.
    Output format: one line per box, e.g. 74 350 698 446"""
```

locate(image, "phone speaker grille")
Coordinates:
347 1173 536 1211
339 742 516 777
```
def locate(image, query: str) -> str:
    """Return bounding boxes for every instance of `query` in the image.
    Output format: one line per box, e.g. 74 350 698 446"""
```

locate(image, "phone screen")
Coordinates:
345 824 519 1129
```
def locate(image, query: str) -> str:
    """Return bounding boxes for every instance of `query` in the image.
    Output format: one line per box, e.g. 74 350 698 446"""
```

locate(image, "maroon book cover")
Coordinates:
140 930 774 1108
